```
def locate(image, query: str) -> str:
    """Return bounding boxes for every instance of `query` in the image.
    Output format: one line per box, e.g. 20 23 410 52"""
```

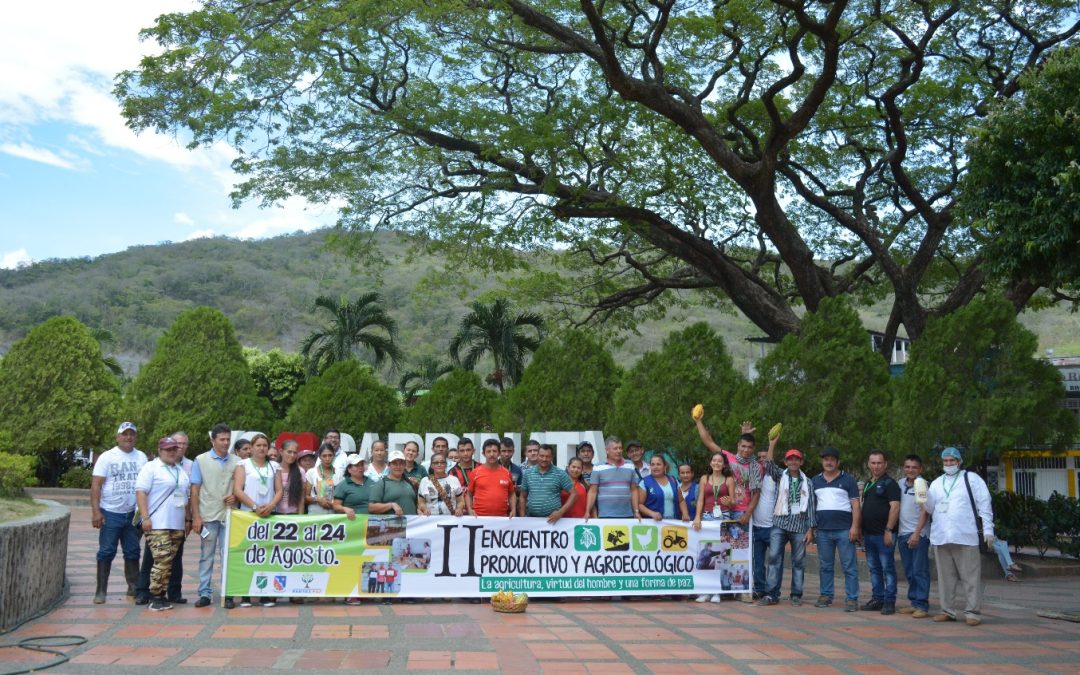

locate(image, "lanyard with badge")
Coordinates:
253 460 271 498
167 464 185 507
711 478 724 518
939 473 960 513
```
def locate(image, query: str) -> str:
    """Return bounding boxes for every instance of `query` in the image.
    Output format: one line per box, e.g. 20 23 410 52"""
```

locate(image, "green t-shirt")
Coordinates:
333 476 372 514
370 476 418 515
405 463 428 480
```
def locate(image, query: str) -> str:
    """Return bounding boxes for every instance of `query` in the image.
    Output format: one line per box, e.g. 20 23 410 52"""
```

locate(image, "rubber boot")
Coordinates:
94 560 110 604
125 558 139 598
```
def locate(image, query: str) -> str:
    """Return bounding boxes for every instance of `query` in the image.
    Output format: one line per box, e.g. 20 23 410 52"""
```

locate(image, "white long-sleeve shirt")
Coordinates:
923 470 994 547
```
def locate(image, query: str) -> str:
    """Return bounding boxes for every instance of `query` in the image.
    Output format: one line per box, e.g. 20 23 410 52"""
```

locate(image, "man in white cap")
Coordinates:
923 446 994 626
90 421 148 603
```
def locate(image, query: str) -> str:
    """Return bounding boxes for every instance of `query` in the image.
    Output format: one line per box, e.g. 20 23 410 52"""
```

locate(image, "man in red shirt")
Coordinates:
466 439 516 518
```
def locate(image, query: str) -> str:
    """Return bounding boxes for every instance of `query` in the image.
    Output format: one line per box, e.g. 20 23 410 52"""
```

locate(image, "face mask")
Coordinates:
943 465 960 476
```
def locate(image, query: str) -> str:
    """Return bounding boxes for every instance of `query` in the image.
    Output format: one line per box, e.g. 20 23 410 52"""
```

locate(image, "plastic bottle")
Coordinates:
914 476 928 504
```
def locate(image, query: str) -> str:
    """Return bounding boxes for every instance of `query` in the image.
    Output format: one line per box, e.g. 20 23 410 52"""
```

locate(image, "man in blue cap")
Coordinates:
923 447 995 626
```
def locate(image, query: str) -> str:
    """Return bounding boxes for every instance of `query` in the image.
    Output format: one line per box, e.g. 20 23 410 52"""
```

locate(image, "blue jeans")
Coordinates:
766 528 806 599
752 525 773 595
993 538 1015 576
897 532 930 610
864 533 897 603
816 528 858 601
97 508 141 562
198 520 227 599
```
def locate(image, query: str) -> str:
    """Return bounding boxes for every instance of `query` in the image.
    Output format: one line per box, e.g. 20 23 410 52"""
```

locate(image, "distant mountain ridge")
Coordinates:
1 229 1076 377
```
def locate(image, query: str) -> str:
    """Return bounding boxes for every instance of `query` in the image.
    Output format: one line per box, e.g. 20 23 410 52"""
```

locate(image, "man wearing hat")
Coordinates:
90 421 148 603
134 437 192 611
758 445 816 606
923 447 995 626
810 446 862 611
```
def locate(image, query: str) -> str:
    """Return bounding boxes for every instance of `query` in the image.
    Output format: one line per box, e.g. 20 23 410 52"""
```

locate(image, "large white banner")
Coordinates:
223 511 753 598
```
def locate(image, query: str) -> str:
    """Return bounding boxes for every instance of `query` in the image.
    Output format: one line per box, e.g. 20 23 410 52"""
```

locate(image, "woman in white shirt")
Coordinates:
134 437 191 612
233 433 281 607
417 453 464 516
306 443 337 515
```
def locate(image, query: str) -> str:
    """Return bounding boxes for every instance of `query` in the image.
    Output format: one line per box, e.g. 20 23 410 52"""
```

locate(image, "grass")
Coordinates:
0 496 46 523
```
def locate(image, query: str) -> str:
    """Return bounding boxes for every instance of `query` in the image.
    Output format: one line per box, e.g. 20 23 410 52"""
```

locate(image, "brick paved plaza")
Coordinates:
2 506 1079 674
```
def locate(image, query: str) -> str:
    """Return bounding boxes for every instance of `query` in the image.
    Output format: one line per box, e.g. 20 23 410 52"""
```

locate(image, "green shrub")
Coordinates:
0 453 39 497
284 360 401 436
59 466 93 489
404 369 496 435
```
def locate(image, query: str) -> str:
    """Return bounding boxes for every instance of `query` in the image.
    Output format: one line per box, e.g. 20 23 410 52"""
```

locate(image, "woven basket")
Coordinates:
491 595 529 613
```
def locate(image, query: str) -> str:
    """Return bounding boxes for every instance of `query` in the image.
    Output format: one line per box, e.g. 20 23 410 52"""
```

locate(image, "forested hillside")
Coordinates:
1 229 1076 377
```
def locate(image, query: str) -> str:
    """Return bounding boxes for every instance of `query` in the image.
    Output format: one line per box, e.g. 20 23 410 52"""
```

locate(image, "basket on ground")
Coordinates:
491 591 528 613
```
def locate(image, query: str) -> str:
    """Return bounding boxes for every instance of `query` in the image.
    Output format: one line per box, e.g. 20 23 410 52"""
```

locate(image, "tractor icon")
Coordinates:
663 531 687 548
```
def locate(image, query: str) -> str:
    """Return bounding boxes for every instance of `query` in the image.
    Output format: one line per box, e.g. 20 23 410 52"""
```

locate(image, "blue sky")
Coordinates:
0 1 337 268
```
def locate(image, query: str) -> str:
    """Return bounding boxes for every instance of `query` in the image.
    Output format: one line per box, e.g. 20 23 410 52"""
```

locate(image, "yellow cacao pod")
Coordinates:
692 404 704 420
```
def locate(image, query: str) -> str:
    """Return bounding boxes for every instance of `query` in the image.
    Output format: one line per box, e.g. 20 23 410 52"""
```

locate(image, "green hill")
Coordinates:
1 229 1076 378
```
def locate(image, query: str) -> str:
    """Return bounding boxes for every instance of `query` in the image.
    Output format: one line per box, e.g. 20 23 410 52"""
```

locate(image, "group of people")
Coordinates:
89 413 996 625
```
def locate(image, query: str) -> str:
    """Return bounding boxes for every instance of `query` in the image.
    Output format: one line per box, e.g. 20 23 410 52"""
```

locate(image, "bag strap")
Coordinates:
962 470 982 531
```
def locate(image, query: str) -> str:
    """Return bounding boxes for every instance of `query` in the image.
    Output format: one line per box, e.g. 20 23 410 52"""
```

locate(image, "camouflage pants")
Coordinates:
147 530 185 597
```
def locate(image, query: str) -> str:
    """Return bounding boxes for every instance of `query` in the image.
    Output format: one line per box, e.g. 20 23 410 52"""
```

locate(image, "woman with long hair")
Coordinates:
306 443 337 515
561 456 589 519
276 442 307 515
233 438 252 460
693 452 736 603
417 452 464 516
233 433 282 608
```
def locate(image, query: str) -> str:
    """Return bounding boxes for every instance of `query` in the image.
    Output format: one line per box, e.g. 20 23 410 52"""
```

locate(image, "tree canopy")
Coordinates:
283 359 402 436
245 347 306 420
300 293 403 375
117 1 1079 354
749 296 891 465
609 322 744 459
891 294 1076 467
961 45 1080 302
0 316 121 483
403 368 497 435
448 298 545 392
497 329 621 432
126 307 272 446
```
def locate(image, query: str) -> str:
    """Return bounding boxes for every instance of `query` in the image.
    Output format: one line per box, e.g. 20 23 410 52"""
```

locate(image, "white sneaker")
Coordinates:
695 594 710 603
710 594 721 603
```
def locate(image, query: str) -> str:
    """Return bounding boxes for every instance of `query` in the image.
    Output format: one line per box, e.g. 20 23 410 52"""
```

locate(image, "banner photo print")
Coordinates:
223 510 750 598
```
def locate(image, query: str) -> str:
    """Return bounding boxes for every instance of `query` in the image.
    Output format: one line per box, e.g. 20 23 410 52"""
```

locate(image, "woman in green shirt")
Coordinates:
333 455 372 519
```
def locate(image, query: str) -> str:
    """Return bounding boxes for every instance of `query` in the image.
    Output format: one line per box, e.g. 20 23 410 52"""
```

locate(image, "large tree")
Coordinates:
117 2 1079 353
284 359 402 436
0 316 121 484
126 307 272 447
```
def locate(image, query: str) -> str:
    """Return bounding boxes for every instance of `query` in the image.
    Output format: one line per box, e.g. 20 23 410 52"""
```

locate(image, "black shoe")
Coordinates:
814 596 832 608
195 596 211 608
860 598 884 611
224 598 235 610
881 603 896 615
134 594 149 606
149 597 173 612
167 597 188 604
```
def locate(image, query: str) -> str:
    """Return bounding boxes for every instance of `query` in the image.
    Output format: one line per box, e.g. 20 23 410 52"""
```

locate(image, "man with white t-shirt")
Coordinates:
753 445 779 600
91 421 148 604
135 436 192 611
135 431 194 605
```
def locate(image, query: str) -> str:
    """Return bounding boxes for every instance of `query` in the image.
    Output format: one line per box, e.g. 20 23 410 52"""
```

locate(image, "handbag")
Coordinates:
962 471 989 554
132 490 173 529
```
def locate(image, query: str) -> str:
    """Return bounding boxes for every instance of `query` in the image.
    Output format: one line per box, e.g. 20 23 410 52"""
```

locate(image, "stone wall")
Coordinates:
0 499 70 633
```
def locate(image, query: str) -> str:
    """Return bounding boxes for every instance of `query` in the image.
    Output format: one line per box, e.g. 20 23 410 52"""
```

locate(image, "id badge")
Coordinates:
939 500 949 514
258 485 269 498
172 490 186 507
713 506 723 518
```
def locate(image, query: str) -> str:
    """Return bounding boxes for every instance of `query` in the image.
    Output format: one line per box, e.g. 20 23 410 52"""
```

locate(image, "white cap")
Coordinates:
117 422 137 434
387 450 406 463
346 454 367 466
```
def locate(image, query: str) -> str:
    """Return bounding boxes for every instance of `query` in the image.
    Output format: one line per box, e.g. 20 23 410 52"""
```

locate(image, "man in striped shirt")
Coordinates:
758 446 816 607
518 444 576 524
585 437 640 519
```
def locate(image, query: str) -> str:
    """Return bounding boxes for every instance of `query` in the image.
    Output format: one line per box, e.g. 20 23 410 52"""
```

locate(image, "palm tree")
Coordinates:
90 327 124 378
449 298 545 392
300 293 403 375
398 356 455 405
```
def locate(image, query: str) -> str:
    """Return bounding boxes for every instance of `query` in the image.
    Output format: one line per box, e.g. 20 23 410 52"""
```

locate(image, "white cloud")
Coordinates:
173 212 195 226
183 229 216 241
227 196 339 240
0 142 78 170
0 249 32 269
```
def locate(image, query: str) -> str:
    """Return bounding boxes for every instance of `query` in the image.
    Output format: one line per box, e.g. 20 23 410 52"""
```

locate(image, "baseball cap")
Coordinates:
297 449 317 460
784 448 803 460
820 446 839 459
117 421 137 434
158 437 178 451
576 441 594 451
388 450 406 463
626 440 643 450
346 454 367 466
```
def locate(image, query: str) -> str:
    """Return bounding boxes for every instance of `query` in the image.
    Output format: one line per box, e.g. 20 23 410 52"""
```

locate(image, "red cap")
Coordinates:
784 448 803 460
